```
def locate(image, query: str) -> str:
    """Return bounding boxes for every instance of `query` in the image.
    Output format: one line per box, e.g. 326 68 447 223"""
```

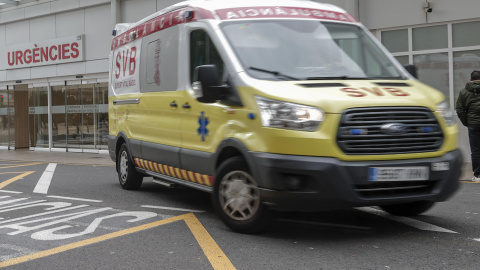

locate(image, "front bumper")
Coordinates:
251 149 463 212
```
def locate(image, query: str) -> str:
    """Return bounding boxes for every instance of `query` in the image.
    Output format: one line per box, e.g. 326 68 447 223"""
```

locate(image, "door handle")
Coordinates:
170 102 177 108
182 103 191 109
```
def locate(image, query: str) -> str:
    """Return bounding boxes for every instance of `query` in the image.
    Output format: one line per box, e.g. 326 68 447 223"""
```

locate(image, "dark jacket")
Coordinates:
456 81 480 126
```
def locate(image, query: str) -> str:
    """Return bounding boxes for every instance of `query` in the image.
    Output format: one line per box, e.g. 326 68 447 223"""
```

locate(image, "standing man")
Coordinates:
456 70 480 182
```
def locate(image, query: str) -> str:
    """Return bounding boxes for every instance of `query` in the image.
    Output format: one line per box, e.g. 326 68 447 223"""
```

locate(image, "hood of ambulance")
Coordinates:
244 78 445 113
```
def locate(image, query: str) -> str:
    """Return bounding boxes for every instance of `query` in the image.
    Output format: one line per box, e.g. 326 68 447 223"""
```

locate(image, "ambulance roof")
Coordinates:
114 0 350 35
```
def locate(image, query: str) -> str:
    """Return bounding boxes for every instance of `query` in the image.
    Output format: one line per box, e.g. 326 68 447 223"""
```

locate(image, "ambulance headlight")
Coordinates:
436 100 454 126
255 96 325 131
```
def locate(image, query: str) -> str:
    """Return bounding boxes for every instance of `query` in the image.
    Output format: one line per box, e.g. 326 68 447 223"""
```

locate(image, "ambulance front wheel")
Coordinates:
117 143 143 190
213 157 272 233
379 201 435 216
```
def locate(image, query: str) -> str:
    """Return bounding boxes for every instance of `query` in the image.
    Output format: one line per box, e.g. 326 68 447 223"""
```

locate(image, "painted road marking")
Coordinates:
0 213 235 269
47 195 103 203
141 204 205 213
0 172 35 190
33 163 57 194
0 162 44 169
0 190 23 194
358 207 457 233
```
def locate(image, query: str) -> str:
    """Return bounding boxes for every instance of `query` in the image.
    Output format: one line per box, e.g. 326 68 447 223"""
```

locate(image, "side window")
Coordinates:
140 26 179 92
190 30 225 83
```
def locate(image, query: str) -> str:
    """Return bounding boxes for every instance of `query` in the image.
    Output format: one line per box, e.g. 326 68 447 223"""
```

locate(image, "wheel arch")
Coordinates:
214 138 262 185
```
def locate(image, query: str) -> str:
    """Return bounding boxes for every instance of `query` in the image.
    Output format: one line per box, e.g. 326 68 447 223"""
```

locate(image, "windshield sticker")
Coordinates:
215 7 357 22
198 111 209 141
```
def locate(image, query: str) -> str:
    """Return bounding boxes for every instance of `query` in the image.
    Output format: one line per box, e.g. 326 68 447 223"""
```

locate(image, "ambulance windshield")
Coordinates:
220 20 405 81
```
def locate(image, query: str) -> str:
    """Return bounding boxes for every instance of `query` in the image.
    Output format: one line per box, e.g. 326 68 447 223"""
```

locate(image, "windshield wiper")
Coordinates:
248 67 301 81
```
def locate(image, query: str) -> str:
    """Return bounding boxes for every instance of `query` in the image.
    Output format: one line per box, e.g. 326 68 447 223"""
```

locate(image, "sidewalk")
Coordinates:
0 149 114 166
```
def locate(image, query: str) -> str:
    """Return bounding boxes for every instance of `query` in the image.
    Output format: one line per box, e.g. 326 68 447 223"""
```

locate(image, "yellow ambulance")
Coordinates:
108 0 463 233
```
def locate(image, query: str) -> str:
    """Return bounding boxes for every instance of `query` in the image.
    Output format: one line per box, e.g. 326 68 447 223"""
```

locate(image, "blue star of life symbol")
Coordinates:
197 111 209 141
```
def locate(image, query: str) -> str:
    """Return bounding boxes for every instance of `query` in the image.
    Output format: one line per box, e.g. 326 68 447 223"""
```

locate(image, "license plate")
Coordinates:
368 167 429 181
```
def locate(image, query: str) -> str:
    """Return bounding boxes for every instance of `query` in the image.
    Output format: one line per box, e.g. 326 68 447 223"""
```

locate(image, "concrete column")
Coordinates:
111 0 121 30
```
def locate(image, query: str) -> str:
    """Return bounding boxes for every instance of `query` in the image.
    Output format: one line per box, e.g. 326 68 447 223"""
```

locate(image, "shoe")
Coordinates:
472 176 480 182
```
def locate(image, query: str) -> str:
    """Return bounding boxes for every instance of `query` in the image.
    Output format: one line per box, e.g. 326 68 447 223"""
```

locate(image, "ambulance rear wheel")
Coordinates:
379 201 435 216
213 157 271 233
117 143 143 190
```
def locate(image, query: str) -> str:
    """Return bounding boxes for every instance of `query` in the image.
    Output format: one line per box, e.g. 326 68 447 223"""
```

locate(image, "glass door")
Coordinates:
95 82 109 150
51 84 67 149
0 86 13 149
28 85 49 149
66 84 82 150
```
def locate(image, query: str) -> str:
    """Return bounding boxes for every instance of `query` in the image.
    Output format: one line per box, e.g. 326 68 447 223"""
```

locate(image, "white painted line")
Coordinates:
47 195 103 203
0 190 23 194
141 205 205 213
357 207 458 234
473 238 480 242
33 163 57 194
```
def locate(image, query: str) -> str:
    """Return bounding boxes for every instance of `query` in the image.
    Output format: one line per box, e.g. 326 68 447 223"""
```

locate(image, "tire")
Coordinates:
212 157 272 233
379 201 435 216
117 143 143 190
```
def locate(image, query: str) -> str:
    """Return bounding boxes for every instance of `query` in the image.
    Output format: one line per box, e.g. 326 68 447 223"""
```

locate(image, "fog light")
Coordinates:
283 175 304 190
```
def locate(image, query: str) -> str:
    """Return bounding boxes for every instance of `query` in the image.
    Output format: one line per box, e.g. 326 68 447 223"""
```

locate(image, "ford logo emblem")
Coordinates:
381 123 408 135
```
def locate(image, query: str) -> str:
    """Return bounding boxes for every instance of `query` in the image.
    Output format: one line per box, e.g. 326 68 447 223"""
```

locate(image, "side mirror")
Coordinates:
192 65 222 103
404 64 418 79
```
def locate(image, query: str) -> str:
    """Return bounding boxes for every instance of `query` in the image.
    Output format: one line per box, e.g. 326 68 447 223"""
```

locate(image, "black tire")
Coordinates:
212 157 272 233
379 201 435 216
117 143 143 190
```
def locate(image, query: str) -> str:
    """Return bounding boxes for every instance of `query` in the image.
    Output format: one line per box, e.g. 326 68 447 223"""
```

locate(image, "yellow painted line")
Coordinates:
0 213 235 269
0 162 44 169
184 213 236 270
0 171 35 189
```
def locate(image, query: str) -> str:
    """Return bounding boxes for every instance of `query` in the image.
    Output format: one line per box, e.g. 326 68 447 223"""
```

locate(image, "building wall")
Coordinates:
0 0 112 83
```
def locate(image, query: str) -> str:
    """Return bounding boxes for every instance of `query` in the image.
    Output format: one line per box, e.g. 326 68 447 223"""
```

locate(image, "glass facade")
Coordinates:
0 81 108 152
381 20 480 108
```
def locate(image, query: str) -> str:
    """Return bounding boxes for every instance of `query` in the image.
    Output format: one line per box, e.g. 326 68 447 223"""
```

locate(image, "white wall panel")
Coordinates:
0 71 5 81
85 59 108 73
427 0 480 24
56 62 85 76
358 0 425 29
30 16 56 42
56 9 85 38
51 0 80 13
31 65 57 79
25 3 51 18
0 25 5 70
7 68 31 81
80 0 110 7
85 4 110 61
0 8 25 23
5 20 29 46
156 0 182 11
120 0 156 23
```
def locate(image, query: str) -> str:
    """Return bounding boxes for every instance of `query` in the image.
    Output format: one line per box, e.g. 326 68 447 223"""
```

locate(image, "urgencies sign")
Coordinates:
6 35 84 69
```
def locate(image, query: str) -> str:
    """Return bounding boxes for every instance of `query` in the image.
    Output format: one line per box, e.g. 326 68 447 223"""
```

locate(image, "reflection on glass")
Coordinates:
453 50 480 99
413 53 449 97
96 83 109 149
28 87 49 148
52 86 66 148
0 89 10 147
412 25 448 51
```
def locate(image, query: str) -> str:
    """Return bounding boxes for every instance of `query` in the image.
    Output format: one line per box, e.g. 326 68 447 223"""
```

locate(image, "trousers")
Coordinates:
468 124 480 177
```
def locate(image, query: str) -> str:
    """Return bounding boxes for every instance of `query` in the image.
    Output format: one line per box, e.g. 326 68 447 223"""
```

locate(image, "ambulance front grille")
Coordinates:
337 107 444 155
